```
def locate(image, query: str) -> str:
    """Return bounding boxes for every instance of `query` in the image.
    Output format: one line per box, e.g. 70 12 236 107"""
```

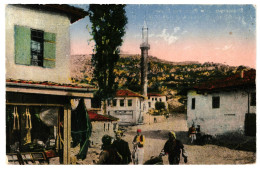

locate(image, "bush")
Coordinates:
155 102 166 111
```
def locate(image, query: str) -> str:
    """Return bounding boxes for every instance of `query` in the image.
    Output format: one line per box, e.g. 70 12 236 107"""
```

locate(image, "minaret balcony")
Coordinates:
140 43 150 49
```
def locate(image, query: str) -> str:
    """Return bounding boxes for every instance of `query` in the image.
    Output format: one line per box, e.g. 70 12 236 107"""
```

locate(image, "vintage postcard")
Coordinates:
3 1 257 166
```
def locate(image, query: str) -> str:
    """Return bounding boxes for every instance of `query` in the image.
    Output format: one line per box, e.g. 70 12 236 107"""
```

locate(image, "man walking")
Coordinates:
132 129 145 165
96 135 122 164
188 124 197 143
163 131 188 165
112 130 131 164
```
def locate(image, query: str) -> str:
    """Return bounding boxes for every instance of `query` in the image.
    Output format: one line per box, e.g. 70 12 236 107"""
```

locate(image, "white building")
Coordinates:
106 89 146 125
186 70 256 136
147 93 168 110
5 4 95 164
87 110 118 145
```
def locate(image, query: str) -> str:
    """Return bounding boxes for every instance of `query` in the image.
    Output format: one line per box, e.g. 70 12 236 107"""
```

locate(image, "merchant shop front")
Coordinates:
6 79 95 164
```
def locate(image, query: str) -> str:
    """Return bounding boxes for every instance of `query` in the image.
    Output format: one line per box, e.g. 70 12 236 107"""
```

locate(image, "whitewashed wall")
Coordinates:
187 89 256 136
106 97 144 125
6 5 71 83
148 96 168 110
90 121 118 146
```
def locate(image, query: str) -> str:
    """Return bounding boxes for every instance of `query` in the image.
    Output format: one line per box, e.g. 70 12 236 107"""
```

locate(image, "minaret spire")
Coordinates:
140 21 150 97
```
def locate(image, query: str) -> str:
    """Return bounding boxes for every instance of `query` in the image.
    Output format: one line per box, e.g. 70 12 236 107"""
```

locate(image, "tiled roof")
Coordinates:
193 69 255 91
116 89 144 98
88 111 117 122
6 78 96 90
148 93 163 97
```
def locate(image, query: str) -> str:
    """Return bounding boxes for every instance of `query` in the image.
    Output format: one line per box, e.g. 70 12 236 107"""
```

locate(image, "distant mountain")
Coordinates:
70 54 253 112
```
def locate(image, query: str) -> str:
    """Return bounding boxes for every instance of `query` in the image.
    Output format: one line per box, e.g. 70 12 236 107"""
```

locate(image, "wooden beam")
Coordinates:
63 106 68 164
6 87 93 98
68 106 71 164
6 103 64 107
63 104 71 164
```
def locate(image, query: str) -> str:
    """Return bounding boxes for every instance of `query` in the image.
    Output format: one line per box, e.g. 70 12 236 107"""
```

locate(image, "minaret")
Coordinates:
140 21 150 97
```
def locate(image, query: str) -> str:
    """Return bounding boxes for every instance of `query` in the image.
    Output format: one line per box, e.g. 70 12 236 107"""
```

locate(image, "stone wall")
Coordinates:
143 113 166 124
90 121 119 147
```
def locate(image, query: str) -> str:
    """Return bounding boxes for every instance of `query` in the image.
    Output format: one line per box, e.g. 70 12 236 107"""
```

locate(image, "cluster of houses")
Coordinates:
5 4 256 165
5 4 168 165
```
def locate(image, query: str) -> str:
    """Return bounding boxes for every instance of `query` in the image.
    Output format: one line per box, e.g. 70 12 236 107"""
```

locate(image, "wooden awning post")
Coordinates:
63 104 71 164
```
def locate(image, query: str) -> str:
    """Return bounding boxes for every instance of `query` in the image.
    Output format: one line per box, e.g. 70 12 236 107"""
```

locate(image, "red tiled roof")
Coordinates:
6 78 96 89
148 93 163 97
116 89 144 98
193 69 255 91
88 111 117 122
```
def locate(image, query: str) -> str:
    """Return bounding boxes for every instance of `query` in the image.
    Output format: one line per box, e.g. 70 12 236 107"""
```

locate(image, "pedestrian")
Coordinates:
132 129 145 165
96 135 122 164
188 124 197 143
112 130 131 164
163 131 188 165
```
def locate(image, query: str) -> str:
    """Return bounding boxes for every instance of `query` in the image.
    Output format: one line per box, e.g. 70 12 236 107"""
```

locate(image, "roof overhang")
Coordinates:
6 82 96 98
14 4 88 24
188 83 256 95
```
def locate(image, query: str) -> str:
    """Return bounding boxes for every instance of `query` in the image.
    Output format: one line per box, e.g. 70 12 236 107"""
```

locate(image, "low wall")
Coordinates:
143 113 167 124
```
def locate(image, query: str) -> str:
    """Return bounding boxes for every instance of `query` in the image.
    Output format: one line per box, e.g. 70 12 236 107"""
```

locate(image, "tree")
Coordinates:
88 4 128 113
155 101 166 111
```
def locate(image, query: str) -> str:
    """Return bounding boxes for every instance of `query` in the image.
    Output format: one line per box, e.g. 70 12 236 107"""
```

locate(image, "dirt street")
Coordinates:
76 114 256 165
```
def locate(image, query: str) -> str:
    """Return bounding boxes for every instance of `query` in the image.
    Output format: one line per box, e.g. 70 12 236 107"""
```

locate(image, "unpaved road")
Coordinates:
77 114 256 165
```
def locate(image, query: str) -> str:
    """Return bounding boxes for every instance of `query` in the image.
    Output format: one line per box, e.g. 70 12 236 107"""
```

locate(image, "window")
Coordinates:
113 99 117 107
191 98 195 110
120 99 124 107
155 98 157 101
107 100 111 106
159 98 162 102
251 92 256 106
212 96 220 109
152 98 154 101
128 100 132 107
15 25 56 68
31 29 44 66
148 102 151 107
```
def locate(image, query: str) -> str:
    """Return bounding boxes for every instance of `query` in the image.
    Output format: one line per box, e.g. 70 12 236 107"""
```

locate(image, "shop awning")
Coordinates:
6 79 97 98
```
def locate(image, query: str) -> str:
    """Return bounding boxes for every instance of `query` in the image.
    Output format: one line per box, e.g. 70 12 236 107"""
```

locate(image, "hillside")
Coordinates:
70 54 252 112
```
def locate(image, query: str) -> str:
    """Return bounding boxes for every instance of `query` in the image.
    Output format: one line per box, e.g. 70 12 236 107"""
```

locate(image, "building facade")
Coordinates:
5 4 95 165
186 70 256 136
147 93 168 110
106 89 146 125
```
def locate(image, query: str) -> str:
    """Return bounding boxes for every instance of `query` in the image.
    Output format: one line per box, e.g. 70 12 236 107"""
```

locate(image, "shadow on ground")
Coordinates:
126 130 190 143
211 133 256 152
126 129 256 152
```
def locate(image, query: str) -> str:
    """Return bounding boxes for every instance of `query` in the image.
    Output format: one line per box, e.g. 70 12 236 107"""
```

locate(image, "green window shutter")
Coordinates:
43 32 56 68
14 25 31 65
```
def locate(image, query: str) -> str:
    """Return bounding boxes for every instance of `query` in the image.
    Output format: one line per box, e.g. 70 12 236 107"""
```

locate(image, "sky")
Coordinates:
0 1 259 168
70 4 256 68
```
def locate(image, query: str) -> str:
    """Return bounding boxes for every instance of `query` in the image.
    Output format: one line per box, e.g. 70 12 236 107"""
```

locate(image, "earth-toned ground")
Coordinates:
75 114 256 165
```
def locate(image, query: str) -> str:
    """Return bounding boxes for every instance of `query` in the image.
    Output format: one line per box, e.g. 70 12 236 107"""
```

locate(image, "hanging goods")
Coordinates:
13 106 20 130
25 107 32 129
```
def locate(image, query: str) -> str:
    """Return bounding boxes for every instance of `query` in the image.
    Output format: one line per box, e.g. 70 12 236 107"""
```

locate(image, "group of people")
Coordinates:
96 128 188 165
